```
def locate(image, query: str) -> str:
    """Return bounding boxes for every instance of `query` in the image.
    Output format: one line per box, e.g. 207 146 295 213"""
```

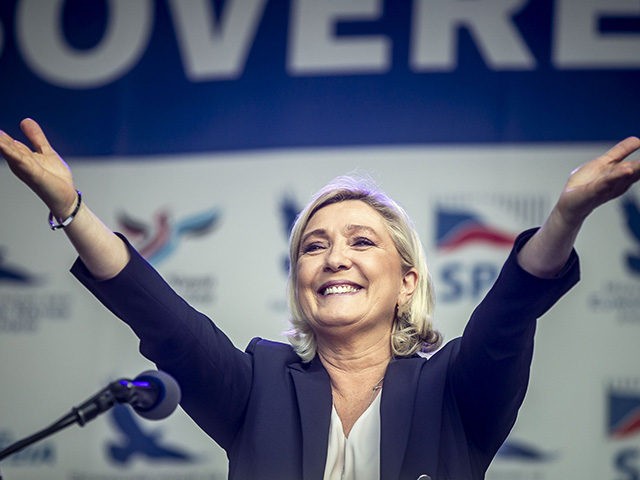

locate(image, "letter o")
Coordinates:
16 0 153 88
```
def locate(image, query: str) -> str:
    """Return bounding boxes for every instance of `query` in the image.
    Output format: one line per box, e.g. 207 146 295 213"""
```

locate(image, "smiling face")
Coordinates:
295 200 417 342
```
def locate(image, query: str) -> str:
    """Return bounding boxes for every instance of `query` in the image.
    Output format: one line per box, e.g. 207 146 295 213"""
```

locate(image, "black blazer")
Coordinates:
72 230 579 479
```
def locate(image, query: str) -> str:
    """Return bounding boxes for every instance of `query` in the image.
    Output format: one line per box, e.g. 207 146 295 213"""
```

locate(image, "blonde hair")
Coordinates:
286 176 441 362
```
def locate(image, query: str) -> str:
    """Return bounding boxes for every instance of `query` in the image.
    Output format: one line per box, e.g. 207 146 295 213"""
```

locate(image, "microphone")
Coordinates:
109 370 182 420
0 370 181 462
72 370 182 425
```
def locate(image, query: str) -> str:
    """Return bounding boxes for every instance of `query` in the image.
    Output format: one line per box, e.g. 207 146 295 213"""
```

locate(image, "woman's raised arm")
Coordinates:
518 136 640 278
0 118 129 279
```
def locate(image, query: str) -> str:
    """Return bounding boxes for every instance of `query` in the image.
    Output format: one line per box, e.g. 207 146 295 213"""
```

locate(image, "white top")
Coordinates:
323 392 382 480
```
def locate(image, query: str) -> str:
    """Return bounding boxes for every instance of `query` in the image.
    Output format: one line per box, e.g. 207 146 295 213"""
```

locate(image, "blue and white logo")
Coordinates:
106 405 196 466
621 194 640 276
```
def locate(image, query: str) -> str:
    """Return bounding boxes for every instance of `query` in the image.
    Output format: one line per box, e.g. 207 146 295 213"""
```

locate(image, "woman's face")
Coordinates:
296 200 416 339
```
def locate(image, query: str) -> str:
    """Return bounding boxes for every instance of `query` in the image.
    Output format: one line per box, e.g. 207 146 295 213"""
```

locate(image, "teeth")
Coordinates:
323 285 359 295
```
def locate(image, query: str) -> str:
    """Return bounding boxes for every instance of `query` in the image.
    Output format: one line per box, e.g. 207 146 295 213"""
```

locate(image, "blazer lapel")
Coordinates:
289 356 333 480
380 357 425 480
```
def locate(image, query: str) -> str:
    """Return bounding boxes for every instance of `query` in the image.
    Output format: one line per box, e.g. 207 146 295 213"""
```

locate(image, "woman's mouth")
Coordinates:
319 283 362 296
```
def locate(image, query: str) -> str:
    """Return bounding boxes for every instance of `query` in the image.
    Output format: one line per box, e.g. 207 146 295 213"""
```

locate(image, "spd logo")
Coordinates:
434 195 548 303
609 380 640 479
608 381 640 440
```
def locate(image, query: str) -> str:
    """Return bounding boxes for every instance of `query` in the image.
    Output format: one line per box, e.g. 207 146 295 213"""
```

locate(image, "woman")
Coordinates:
1 119 639 479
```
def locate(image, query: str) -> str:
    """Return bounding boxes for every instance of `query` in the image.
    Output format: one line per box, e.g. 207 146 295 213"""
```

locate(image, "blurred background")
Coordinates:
0 1 639 478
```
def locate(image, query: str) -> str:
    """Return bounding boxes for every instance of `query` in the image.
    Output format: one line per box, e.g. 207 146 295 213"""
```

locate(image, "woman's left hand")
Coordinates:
556 136 640 229
517 136 640 278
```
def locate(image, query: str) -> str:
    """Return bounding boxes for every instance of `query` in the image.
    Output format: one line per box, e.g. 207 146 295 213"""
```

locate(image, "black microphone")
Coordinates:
0 370 181 462
109 370 182 420
72 370 182 425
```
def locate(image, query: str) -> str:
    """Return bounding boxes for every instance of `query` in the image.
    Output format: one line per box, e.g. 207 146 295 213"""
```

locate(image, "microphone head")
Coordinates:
132 370 181 420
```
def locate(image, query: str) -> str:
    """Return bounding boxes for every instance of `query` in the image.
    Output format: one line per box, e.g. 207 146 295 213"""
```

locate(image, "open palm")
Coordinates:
557 136 640 227
0 118 77 217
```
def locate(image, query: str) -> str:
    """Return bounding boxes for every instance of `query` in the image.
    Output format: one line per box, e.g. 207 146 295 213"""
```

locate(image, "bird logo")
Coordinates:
117 207 221 265
0 247 39 285
280 194 300 274
496 438 556 462
106 404 195 465
621 194 640 276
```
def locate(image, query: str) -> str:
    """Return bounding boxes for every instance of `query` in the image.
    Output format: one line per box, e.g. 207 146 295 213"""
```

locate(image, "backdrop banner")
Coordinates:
0 0 639 155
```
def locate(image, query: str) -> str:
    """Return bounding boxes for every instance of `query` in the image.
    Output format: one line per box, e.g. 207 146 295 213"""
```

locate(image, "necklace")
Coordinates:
370 376 384 404
372 376 384 392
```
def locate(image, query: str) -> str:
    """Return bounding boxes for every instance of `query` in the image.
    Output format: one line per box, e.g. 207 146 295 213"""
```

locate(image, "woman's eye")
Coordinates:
353 237 375 247
302 242 324 254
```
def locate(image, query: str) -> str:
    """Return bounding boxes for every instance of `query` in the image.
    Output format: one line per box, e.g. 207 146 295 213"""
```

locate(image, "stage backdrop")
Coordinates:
1 1 639 479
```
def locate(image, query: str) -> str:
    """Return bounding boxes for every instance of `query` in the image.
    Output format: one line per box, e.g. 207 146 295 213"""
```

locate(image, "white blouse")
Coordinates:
323 392 382 480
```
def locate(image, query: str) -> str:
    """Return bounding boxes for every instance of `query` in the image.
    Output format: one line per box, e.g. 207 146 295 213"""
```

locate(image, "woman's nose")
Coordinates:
323 245 351 271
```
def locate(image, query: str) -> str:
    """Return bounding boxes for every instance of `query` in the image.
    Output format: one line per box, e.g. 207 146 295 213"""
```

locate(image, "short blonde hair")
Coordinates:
286 176 441 362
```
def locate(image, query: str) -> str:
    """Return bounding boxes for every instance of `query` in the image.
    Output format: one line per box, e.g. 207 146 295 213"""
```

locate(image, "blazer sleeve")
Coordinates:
70 233 252 450
449 228 580 459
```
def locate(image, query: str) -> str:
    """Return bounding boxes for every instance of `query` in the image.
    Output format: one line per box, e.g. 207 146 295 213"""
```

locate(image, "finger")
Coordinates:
0 128 16 148
0 130 22 160
12 139 36 159
0 138 41 177
19 118 54 155
603 136 640 164
621 158 640 184
0 134 31 161
601 159 640 199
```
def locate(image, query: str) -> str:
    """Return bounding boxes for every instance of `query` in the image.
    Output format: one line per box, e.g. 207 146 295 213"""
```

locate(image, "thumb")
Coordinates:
20 118 55 155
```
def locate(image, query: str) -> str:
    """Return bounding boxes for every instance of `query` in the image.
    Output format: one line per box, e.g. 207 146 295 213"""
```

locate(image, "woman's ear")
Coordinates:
398 268 418 307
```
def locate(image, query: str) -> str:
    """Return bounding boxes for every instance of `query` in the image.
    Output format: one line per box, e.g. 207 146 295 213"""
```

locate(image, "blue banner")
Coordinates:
0 0 639 157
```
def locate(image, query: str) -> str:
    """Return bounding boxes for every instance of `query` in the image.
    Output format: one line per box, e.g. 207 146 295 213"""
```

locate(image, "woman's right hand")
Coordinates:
1 118 130 280
0 118 78 219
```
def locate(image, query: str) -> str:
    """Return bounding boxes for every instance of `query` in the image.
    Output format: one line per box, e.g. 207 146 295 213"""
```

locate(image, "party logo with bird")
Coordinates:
279 193 300 274
106 405 196 465
117 207 221 266
496 438 557 462
0 247 39 285
621 194 640 276
0 247 72 333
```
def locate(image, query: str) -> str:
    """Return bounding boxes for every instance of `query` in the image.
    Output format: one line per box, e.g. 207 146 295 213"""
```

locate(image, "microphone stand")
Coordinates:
0 379 139 463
